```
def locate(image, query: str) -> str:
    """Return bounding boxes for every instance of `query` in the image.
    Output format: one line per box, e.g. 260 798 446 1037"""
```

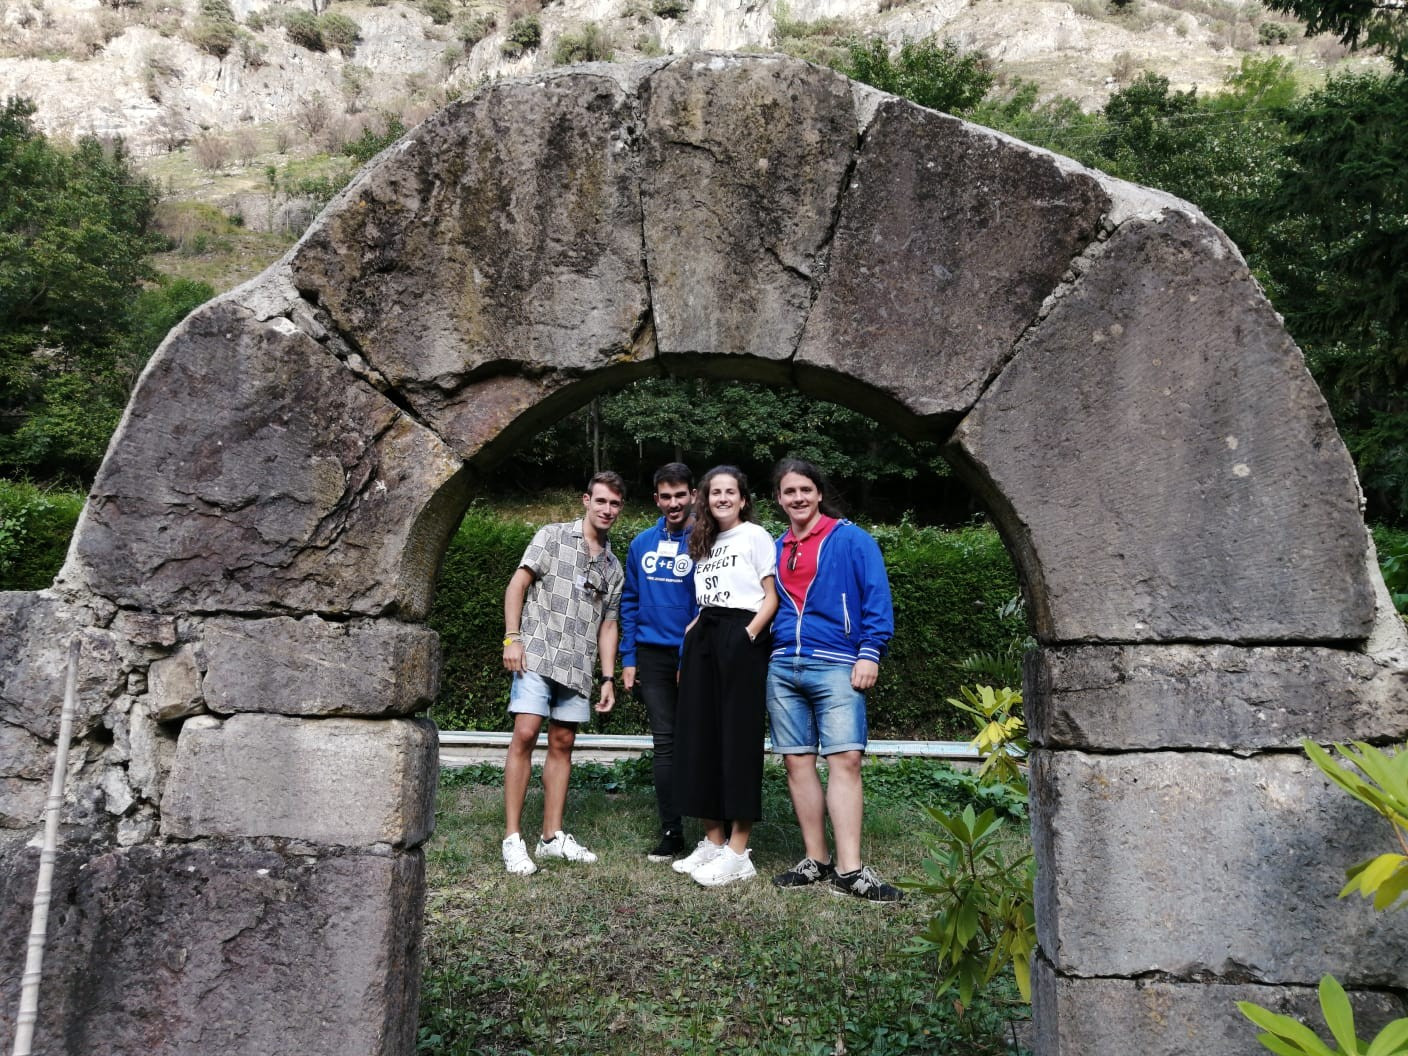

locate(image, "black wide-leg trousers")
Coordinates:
674 606 769 823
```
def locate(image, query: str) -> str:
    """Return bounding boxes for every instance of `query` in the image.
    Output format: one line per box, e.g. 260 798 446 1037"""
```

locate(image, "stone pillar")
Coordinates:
0 602 444 1056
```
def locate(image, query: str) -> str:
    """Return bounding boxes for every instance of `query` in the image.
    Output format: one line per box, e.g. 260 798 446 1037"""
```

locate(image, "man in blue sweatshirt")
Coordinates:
767 458 902 902
620 463 697 861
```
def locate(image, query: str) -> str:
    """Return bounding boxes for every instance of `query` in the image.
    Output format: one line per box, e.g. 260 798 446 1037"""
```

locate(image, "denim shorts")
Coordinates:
766 656 867 756
508 670 591 725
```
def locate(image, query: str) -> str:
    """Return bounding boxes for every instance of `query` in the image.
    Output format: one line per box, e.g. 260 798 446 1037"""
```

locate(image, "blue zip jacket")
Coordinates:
620 517 697 667
771 520 894 667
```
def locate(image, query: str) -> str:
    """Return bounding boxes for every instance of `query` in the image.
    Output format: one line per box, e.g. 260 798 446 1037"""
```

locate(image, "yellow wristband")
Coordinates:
503 636 520 648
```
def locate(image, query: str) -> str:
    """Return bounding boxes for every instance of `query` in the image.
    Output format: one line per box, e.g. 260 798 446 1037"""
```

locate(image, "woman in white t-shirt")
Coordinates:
670 465 779 887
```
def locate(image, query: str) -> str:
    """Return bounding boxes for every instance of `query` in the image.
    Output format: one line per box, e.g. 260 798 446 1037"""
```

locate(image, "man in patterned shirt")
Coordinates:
500 471 626 875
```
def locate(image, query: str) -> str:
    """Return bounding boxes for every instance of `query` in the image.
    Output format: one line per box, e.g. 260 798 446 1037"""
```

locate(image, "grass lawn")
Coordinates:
419 759 1030 1055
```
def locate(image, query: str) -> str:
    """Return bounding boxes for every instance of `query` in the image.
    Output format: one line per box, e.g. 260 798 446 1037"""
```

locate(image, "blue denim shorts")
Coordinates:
766 657 867 756
508 670 591 725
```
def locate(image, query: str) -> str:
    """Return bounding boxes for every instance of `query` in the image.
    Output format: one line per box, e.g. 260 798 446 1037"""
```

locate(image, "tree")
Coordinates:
1262 0 1408 71
0 97 179 483
840 36 995 116
1259 72 1408 521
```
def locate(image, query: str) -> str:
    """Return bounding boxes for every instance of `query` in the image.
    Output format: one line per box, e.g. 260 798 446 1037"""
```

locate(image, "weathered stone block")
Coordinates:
288 69 652 461
795 100 1108 420
642 54 856 364
0 838 425 1056
1027 644 1408 750
1031 955 1406 1056
1031 749 1408 983
948 208 1373 643
162 714 438 847
59 305 468 620
0 593 127 827
199 615 439 717
147 643 205 722
0 593 123 739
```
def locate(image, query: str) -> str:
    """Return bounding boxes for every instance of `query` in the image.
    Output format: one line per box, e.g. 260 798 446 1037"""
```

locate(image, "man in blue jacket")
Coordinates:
767 458 902 902
621 463 697 861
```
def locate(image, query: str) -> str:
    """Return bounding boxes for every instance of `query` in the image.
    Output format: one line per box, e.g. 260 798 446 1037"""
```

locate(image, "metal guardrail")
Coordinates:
438 730 983 761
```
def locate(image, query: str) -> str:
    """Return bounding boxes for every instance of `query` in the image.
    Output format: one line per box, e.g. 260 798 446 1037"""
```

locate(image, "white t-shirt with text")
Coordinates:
693 522 777 612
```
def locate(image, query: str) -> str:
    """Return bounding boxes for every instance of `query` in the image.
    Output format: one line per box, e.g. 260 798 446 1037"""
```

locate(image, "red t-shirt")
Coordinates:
779 515 838 610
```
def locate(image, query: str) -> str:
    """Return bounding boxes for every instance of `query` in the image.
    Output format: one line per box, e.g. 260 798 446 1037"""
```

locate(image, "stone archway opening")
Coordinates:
2 52 1406 1056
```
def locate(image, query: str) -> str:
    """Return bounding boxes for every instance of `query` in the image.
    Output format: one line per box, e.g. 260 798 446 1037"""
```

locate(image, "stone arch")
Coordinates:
2 54 1406 1056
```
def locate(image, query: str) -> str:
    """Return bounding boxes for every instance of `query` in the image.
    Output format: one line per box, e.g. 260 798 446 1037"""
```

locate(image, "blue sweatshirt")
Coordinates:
620 517 696 667
771 520 894 667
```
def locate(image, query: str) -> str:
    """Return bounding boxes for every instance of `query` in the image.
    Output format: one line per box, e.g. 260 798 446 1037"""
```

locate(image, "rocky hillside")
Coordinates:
0 0 1349 155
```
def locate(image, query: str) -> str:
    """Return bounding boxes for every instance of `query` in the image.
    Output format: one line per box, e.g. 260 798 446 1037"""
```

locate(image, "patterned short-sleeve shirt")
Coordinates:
519 519 623 698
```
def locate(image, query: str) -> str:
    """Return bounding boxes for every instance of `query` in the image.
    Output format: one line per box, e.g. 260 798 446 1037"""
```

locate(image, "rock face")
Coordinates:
0 841 425 1056
1030 750 1408 984
162 714 438 846
60 302 469 620
0 56 1400 1056
1027 642 1408 749
794 99 1109 417
947 208 1372 644
1031 957 1408 1056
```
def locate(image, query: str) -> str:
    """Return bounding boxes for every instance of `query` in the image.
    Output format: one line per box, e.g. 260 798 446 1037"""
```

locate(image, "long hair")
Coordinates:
771 458 845 519
689 465 755 561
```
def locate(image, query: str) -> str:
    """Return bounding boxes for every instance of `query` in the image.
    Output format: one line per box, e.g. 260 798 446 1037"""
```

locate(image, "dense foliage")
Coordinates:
0 98 212 484
1263 0 1408 70
487 378 970 523
429 509 1022 738
840 36 995 115
0 478 84 590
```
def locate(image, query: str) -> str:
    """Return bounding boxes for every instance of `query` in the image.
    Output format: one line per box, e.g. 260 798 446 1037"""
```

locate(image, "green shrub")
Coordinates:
868 521 1023 737
428 511 1022 738
0 480 85 591
552 21 612 64
906 682 1035 1006
282 9 325 50
455 13 495 46
190 14 238 55
840 35 995 116
651 0 688 17
1257 19 1292 44
341 116 407 163
1373 525 1408 614
500 13 540 56
317 11 361 54
420 0 454 25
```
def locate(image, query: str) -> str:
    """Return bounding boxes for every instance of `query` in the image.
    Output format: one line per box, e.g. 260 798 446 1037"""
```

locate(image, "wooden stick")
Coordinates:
11 636 80 1056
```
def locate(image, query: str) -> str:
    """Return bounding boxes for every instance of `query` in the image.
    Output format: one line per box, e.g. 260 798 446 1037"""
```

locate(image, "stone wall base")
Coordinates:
0 837 425 1056
1032 955 1407 1056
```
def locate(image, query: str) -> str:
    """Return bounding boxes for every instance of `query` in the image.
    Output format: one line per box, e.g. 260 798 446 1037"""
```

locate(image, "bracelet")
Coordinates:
503 634 521 648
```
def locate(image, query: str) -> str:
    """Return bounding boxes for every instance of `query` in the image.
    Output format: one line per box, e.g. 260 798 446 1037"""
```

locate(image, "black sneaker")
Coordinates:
772 856 836 888
830 865 904 903
647 830 686 862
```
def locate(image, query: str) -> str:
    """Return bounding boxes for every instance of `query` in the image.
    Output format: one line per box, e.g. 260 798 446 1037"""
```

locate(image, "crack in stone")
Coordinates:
947 185 1123 430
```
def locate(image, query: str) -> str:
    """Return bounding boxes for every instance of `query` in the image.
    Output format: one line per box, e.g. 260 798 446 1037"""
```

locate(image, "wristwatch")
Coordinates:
598 673 615 684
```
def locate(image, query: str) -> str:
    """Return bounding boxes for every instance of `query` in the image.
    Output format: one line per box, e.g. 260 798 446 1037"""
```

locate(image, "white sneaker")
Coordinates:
535 830 598 864
502 833 537 876
692 846 757 887
672 838 726 874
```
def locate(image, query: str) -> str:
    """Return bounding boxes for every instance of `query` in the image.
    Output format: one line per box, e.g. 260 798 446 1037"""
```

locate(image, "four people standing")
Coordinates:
498 458 900 901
